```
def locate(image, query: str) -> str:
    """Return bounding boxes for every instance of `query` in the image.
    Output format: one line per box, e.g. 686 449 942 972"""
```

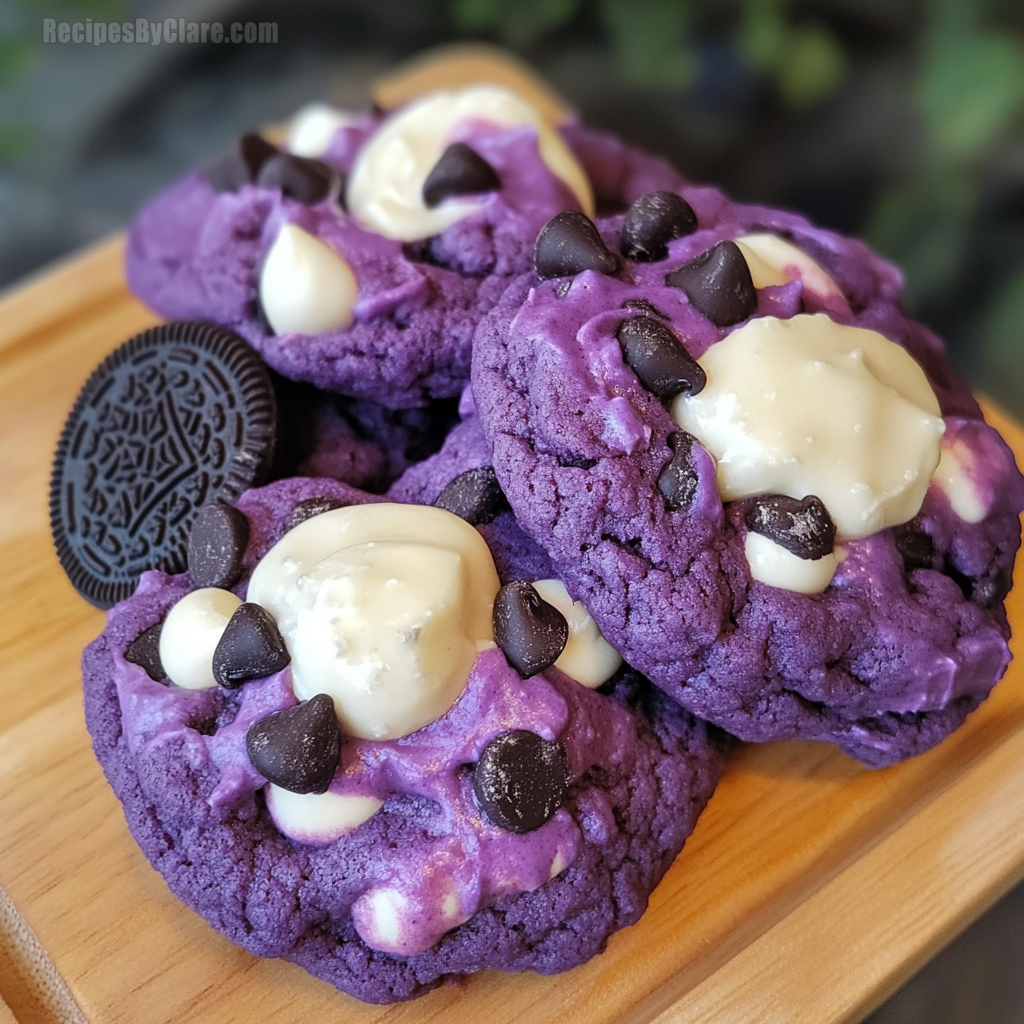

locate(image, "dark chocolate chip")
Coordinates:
212 602 290 689
434 466 507 526
893 523 935 572
666 240 757 326
188 503 250 590
50 322 277 609
203 132 279 192
246 693 341 794
422 142 500 208
472 729 569 834
622 297 668 318
745 495 836 561
124 622 165 682
534 211 619 279
657 431 701 512
290 496 347 531
617 316 706 401
255 153 338 205
621 191 697 262
972 570 1013 608
493 581 568 678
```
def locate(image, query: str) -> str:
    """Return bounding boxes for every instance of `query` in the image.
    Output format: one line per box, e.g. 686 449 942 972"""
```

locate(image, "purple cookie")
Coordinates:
472 189 1024 767
83 476 727 1003
126 90 685 408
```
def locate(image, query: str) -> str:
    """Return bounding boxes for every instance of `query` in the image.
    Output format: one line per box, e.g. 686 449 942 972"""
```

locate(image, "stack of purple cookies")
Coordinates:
50 78 1024 1004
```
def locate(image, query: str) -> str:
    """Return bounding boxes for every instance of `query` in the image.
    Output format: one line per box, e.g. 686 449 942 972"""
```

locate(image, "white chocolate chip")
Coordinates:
247 503 500 740
287 102 358 157
734 233 846 306
259 224 357 336
265 785 382 845
744 532 839 594
159 587 242 690
933 438 988 523
346 84 594 241
531 579 622 688
673 314 945 539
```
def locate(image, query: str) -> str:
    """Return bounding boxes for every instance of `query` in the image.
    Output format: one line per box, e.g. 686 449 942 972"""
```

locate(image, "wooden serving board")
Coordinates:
2 54 1024 1019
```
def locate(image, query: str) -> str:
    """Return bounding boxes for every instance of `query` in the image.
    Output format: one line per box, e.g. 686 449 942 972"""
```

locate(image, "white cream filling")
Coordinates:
673 314 945 540
159 587 241 690
531 579 622 688
933 438 988 523
744 532 841 594
265 785 382 844
247 504 500 740
345 84 593 241
287 102 359 157
259 224 357 336
734 233 844 302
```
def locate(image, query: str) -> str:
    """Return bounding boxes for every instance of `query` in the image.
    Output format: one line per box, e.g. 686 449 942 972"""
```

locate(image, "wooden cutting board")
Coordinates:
2 50 1024 1021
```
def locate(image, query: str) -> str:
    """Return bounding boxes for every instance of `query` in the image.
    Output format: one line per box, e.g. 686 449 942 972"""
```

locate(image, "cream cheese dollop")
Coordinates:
346 84 594 241
287 102 359 157
246 503 500 740
673 313 945 540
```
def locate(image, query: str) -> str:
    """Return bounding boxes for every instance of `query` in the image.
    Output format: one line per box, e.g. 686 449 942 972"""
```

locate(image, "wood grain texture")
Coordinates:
0 228 1023 1023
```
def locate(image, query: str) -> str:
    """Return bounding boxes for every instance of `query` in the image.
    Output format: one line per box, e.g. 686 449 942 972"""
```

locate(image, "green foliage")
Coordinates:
452 0 581 48
980 269 1024 407
918 31 1024 162
598 0 694 89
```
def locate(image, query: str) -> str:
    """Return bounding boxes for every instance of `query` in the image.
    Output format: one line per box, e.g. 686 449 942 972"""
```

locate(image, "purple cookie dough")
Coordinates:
83 477 727 1003
472 187 1024 767
126 111 685 408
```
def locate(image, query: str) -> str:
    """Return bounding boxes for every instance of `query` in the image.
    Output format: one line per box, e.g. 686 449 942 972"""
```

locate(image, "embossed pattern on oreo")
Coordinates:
50 322 277 609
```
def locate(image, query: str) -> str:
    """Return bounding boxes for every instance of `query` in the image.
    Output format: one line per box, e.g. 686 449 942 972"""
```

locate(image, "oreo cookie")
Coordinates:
50 322 277 608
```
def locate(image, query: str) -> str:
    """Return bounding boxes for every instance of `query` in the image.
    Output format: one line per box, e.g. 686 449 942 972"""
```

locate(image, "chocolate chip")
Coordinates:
290 496 346 531
666 240 757 326
50 322 277 609
256 153 338 205
472 729 569 833
745 495 836 560
422 142 501 208
203 132 279 192
622 297 668 318
972 570 1012 608
657 431 701 512
535 211 619 279
893 523 935 572
617 316 706 401
621 191 698 262
212 603 290 689
434 467 507 526
187 503 249 590
246 693 341 794
493 581 568 678
124 622 165 682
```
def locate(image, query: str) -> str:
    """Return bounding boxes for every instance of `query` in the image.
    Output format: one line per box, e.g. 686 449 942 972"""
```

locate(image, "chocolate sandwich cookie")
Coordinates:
83 476 727 1003
50 321 277 608
472 186 1024 767
126 86 686 408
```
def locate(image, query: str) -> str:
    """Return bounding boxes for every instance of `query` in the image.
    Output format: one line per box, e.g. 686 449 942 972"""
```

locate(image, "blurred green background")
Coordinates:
0 3 1022 1017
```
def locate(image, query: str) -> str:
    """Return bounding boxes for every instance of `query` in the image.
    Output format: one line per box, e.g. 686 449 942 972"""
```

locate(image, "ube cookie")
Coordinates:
126 85 685 408
472 188 1024 767
83 476 728 1003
